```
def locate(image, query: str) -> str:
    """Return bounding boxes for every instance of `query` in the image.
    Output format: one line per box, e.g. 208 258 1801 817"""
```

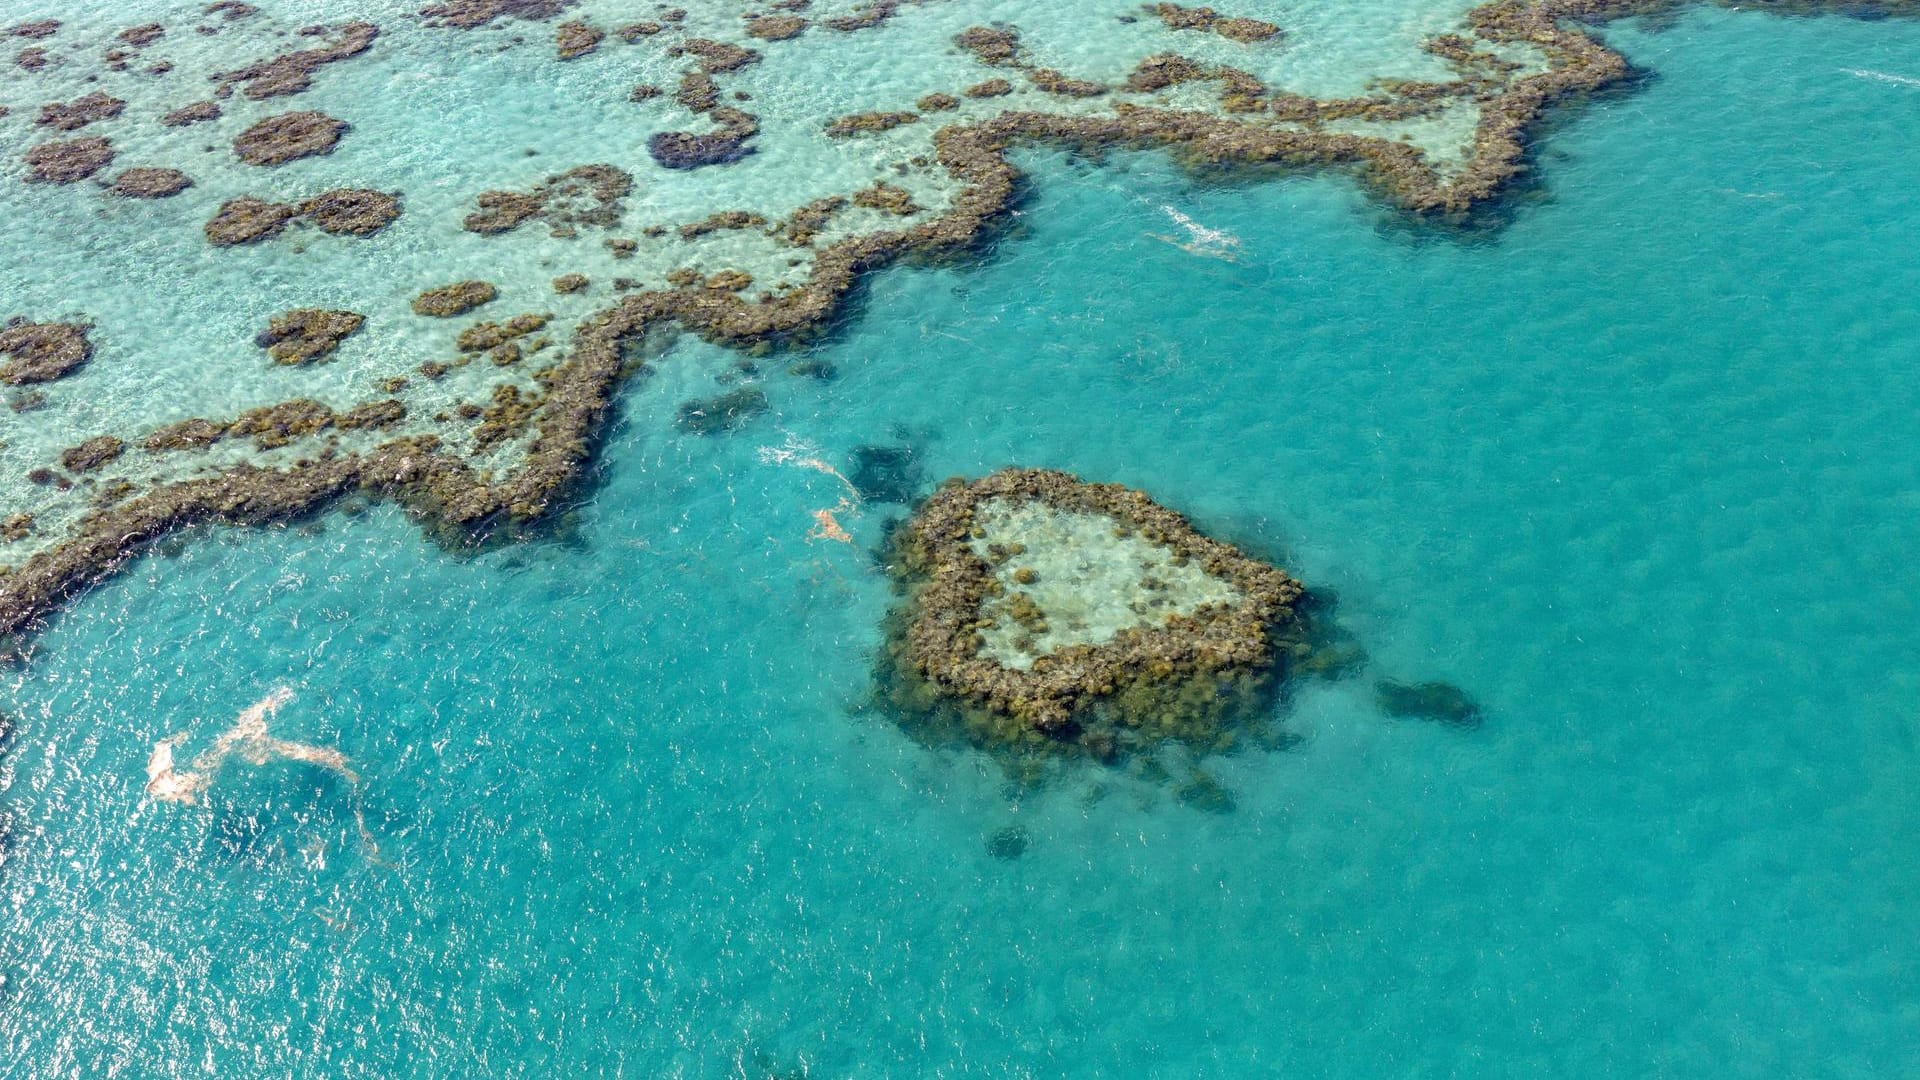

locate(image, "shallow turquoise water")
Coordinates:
5 8 1920 1077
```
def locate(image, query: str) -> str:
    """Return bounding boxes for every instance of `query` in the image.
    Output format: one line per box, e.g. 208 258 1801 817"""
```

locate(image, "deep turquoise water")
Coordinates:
4 8 1920 1077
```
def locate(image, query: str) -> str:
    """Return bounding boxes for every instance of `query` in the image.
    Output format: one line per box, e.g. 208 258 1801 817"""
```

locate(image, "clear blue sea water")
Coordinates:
4 7 1920 1077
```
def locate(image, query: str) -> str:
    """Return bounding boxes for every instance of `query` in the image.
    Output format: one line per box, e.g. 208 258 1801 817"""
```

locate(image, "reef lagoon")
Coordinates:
3 1 1920 1075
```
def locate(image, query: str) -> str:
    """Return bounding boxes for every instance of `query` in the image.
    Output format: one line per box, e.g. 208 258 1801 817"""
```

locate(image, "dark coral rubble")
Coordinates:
884 469 1303 754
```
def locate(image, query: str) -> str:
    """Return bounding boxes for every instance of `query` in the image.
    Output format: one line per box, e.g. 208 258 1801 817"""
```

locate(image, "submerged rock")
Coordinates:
675 386 768 435
849 444 923 503
985 824 1029 859
1375 679 1481 728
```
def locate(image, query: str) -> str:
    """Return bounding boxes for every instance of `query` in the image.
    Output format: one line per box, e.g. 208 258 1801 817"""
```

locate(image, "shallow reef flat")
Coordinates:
0 0 1914 645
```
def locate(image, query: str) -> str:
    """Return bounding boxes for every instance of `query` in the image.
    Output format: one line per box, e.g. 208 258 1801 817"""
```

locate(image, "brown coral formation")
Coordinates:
667 38 760 74
233 111 347 166
822 1 898 32
111 168 194 198
419 0 574 29
23 138 115 184
955 26 1021 65
212 21 378 99
554 20 602 59
678 211 767 240
60 436 126 474
883 469 1302 753
0 320 92 386
1029 70 1106 98
300 188 402 235
7 20 59 39
1149 4 1282 43
206 189 400 246
161 101 222 126
463 165 630 234
37 93 126 132
746 14 808 40
851 181 920 216
414 281 498 317
255 309 365 365
648 109 760 170
205 197 298 246
825 111 919 136
118 24 165 47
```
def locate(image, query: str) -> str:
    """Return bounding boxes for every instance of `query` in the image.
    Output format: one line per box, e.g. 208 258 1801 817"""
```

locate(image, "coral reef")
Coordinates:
212 21 377 99
161 101 222 127
1376 679 1482 727
420 0 575 30
206 189 399 245
255 309 365 365
668 39 760 73
0 0 1907 655
955 26 1021 65
823 1 898 32
554 20 602 59
117 23 165 47
37 93 125 132
111 168 194 198
412 281 498 317
60 435 126 474
552 273 588 293
678 210 767 240
299 189 401 235
464 165 630 234
882 469 1303 757
1149 4 1282 43
675 386 769 435
849 444 923 503
0 320 92 386
232 111 347 166
851 181 920 215
205 197 299 246
746 15 808 40
825 111 919 136
24 138 115 184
